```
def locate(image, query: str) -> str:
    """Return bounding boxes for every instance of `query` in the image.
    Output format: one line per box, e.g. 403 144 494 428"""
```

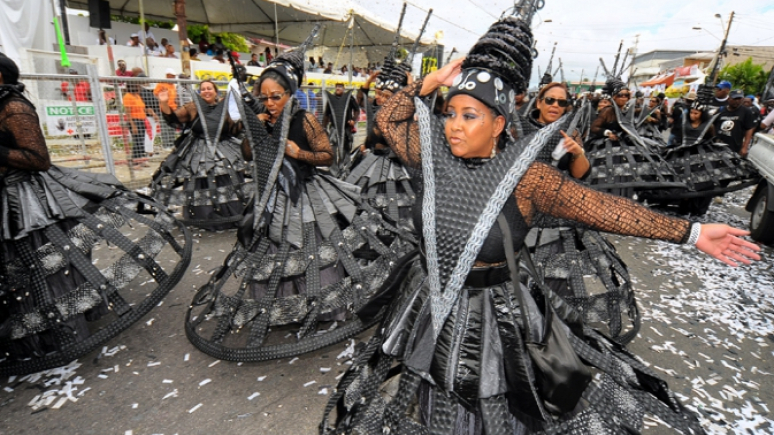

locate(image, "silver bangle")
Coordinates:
686 222 701 246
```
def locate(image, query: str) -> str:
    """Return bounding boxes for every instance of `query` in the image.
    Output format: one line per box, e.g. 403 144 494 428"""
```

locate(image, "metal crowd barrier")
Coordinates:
20 69 361 191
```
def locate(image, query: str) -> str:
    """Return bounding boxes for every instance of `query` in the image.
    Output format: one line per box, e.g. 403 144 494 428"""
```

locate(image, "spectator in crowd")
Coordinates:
127 33 143 47
308 56 316 71
160 38 169 50
230 51 241 65
306 82 318 116
198 36 210 55
714 89 756 157
145 37 162 56
124 82 153 165
189 48 200 61
744 94 763 132
115 59 133 77
248 53 261 67
212 49 226 64
713 80 731 108
668 91 694 146
177 74 194 106
296 85 311 111
323 62 333 74
154 68 179 148
97 29 114 45
163 44 179 59
131 67 144 77
143 23 156 43
761 100 774 133
340 65 348 75
264 47 273 63
212 36 226 54
60 69 91 102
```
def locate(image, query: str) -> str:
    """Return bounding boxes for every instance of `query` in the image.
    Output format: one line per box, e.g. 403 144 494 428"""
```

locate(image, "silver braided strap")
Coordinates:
416 96 562 336
686 222 701 246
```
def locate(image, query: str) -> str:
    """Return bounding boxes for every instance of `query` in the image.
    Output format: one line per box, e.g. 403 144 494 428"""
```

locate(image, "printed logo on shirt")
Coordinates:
720 120 735 132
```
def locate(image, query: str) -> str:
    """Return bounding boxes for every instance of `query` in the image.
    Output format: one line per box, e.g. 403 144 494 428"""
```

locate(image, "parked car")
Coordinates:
746 133 774 244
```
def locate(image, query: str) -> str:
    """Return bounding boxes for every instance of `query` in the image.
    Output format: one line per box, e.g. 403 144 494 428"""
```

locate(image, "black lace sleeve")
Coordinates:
375 80 423 169
516 161 691 244
0 99 51 171
296 111 333 166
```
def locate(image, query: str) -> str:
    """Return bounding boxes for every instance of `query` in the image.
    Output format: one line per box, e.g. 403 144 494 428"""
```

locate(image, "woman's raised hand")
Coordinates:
421 58 464 96
695 224 761 267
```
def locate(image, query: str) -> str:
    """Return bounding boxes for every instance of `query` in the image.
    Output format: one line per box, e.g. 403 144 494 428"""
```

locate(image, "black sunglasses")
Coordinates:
540 97 570 108
615 93 631 98
257 92 288 102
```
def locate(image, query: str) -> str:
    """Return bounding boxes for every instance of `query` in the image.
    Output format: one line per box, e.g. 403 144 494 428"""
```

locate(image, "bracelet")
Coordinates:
603 129 612 137
686 222 701 246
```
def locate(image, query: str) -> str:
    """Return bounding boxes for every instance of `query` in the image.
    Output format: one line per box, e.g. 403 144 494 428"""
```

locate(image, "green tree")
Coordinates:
718 57 769 94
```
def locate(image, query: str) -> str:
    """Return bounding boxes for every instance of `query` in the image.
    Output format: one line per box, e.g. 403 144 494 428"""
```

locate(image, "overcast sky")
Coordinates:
350 0 774 85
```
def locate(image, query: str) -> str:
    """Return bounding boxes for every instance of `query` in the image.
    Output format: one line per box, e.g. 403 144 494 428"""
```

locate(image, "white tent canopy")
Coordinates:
67 0 436 59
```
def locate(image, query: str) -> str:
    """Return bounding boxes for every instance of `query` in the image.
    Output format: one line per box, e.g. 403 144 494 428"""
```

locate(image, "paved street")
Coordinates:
0 188 772 435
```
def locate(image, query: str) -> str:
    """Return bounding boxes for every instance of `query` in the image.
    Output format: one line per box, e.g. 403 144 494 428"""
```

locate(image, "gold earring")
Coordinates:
490 138 497 159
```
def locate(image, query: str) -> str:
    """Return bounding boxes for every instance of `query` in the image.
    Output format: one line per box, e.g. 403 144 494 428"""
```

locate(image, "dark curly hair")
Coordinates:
461 16 534 94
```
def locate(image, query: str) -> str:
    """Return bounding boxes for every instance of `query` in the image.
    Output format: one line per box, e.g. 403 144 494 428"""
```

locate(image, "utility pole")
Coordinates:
707 11 735 85
628 34 640 87
175 0 191 77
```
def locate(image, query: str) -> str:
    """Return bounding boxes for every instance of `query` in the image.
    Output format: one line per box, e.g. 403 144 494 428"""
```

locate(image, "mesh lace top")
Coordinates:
377 79 691 261
0 89 52 172
242 109 333 167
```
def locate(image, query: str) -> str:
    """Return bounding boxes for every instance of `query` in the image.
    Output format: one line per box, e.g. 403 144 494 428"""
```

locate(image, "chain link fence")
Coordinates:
20 66 363 191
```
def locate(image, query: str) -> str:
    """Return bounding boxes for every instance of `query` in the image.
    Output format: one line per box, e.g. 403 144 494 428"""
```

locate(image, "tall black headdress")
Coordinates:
446 16 534 129
376 5 433 93
599 41 630 99
259 24 321 94
374 3 407 92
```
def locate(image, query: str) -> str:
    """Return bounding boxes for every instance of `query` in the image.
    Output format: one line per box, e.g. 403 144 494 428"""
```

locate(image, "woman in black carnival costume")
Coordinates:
184 27 416 362
0 53 192 376
642 99 760 215
525 82 639 343
151 79 252 230
343 57 417 231
320 14 760 435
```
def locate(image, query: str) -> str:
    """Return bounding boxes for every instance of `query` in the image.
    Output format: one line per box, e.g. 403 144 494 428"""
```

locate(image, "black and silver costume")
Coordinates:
525 110 639 344
185 29 417 362
0 82 192 376
151 91 252 230
321 15 704 435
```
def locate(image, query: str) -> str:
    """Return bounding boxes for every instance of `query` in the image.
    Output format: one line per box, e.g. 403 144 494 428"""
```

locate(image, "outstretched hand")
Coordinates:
695 224 761 267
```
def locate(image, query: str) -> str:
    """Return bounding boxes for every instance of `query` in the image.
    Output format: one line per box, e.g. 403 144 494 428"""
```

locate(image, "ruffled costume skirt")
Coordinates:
584 135 686 200
526 225 639 344
344 150 416 232
150 133 253 230
185 170 416 361
320 258 705 434
0 166 192 375
639 138 760 215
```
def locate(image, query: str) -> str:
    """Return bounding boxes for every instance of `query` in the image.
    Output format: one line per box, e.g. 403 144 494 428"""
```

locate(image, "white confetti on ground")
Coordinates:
636 189 774 434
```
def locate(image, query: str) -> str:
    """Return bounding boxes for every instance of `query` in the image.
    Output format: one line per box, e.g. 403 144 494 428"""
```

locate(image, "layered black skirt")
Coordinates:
0 166 191 375
344 150 416 232
150 133 252 230
321 258 704 434
185 171 416 361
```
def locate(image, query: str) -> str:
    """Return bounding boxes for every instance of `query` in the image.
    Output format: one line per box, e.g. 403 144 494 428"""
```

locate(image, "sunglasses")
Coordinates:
257 92 288 102
540 97 570 108
615 93 631 98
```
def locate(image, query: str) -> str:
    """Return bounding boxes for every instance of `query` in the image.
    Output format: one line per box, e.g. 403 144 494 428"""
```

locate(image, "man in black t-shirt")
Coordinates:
714 89 756 157
744 95 763 132
711 80 731 110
